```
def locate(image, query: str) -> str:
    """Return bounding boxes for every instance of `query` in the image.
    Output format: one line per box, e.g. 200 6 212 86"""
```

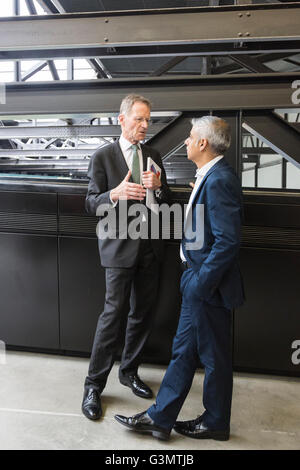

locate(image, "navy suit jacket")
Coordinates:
182 158 245 310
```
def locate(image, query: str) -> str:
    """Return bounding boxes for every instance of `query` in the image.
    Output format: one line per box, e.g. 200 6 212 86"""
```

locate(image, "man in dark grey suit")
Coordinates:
82 94 171 420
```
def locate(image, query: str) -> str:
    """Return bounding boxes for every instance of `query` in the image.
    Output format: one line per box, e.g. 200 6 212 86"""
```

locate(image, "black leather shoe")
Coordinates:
114 411 170 441
119 374 153 399
81 388 102 420
174 417 229 441
175 415 203 431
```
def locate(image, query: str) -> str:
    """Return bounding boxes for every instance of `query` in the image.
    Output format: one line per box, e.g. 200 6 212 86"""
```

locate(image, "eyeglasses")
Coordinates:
134 117 152 124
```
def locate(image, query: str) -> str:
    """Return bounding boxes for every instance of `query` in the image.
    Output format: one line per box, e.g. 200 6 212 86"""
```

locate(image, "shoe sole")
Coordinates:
114 415 169 441
174 428 229 441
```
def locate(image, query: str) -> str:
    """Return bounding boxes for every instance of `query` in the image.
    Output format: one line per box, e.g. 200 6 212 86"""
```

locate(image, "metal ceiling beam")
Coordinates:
243 111 300 168
0 149 95 157
14 0 20 16
201 57 212 75
149 57 187 77
21 61 48 81
87 59 111 79
22 5 60 82
146 115 193 158
1 43 300 62
228 55 273 73
284 58 300 67
50 0 66 13
1 73 300 117
35 0 59 14
215 52 296 74
25 0 37 15
47 60 60 80
96 59 112 79
242 147 280 155
0 124 163 139
0 4 300 60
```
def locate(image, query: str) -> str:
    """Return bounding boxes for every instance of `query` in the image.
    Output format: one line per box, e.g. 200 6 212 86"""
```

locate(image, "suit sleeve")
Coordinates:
85 150 111 215
193 174 242 298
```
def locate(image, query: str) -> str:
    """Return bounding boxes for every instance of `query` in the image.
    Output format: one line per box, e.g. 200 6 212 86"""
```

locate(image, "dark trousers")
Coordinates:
147 268 233 431
85 240 159 393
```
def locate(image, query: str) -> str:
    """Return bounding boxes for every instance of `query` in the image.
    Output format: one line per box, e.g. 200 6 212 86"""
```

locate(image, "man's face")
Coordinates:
119 102 151 143
185 127 201 162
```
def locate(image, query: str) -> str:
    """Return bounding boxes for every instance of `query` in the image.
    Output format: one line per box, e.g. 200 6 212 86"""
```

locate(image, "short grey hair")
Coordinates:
191 115 231 154
120 94 152 115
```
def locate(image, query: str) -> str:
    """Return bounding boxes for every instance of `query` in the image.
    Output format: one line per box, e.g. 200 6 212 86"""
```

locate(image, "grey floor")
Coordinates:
0 350 299 450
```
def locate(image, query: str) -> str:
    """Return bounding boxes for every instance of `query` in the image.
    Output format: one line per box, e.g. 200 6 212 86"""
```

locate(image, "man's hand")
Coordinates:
142 170 162 191
189 182 195 189
110 170 146 202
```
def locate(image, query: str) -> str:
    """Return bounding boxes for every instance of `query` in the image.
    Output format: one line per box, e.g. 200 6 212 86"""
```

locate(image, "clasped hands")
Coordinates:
110 170 161 202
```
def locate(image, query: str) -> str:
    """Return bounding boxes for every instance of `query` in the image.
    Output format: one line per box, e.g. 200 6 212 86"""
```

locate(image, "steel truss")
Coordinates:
2 73 300 116
1 3 300 60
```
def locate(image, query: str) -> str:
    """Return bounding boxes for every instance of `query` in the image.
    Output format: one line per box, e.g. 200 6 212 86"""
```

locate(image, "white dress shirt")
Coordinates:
110 135 162 206
109 135 144 205
119 134 143 181
180 155 224 262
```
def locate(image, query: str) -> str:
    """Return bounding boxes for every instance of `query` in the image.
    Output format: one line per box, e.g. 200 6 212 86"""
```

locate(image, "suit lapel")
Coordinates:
113 140 130 179
191 158 227 206
140 144 149 172
114 140 149 180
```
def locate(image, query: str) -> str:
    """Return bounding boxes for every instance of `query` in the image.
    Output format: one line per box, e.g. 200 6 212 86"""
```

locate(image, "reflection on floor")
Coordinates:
0 351 299 450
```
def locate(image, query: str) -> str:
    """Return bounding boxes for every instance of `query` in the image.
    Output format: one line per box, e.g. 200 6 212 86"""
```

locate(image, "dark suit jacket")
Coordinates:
182 158 245 310
85 139 172 268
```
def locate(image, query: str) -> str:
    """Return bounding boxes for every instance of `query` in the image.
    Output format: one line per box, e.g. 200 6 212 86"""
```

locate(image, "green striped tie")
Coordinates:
131 144 140 184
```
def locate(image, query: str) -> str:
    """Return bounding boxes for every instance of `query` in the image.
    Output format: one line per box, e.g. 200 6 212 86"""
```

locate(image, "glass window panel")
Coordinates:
287 162 300 190
74 59 92 69
0 0 13 16
20 0 30 15
242 122 300 191
0 62 14 72
35 2 47 15
27 70 55 81
257 155 282 189
0 71 14 82
21 61 44 72
74 69 96 80
242 163 255 188
57 70 68 80
53 60 68 70
162 145 197 186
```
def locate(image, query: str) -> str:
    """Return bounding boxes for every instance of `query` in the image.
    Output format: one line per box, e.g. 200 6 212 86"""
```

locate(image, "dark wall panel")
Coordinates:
59 236 105 352
0 233 59 349
234 247 300 374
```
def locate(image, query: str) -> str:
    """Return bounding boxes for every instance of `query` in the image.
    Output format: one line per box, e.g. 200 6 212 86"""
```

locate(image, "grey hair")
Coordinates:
191 116 231 154
120 94 152 115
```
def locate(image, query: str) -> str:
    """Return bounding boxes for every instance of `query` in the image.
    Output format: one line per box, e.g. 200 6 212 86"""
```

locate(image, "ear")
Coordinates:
199 138 208 150
118 114 124 126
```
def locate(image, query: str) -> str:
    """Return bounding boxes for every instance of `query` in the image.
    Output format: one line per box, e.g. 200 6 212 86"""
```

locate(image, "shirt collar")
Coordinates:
195 155 223 178
120 134 141 151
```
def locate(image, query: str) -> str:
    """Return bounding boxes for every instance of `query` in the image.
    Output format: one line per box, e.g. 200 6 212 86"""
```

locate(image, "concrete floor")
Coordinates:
0 350 299 450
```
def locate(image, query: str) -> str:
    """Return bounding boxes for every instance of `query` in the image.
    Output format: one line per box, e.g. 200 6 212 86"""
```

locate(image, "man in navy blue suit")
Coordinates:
115 116 245 441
